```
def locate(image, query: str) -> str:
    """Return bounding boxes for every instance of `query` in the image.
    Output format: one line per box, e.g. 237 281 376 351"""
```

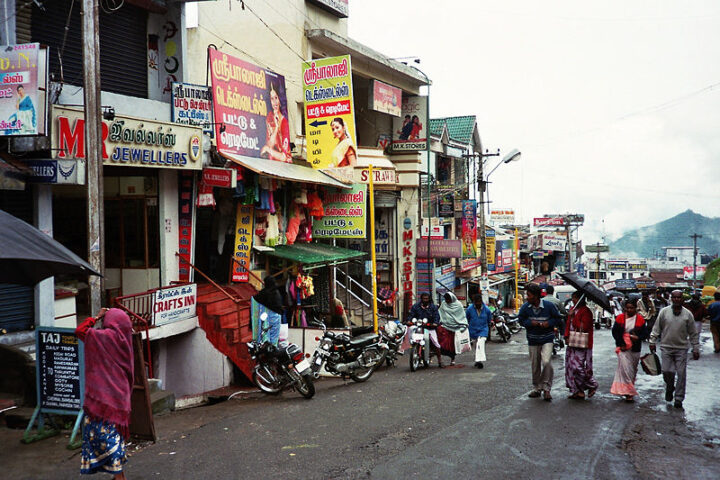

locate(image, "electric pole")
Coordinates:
689 233 702 291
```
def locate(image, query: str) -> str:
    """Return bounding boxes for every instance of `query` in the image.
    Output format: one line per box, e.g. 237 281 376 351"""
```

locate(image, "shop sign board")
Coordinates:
209 49 291 162
202 167 237 188
461 258 482 272
25 159 86 185
355 167 396 184
635 279 657 289
534 217 565 227
307 0 349 17
462 200 478 258
490 209 515 226
35 327 83 412
435 264 455 294
0 43 47 136
421 225 443 239
232 205 254 282
376 209 391 257
602 281 617 291
368 80 402 117
628 262 648 272
416 239 462 258
313 184 366 238
606 261 627 272
486 228 496 271
154 284 197 326
615 278 636 290
302 55 357 169
391 95 428 152
683 266 706 280
51 106 203 170
402 217 417 309
171 82 213 137
178 172 194 282
416 258 432 293
438 190 454 217
541 233 567 252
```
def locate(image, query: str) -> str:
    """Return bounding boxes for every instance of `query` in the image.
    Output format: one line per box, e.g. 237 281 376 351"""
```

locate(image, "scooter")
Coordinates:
407 317 432 371
490 310 512 343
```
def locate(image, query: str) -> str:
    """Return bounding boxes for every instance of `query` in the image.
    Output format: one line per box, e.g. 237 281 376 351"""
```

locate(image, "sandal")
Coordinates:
568 393 585 400
588 388 596 398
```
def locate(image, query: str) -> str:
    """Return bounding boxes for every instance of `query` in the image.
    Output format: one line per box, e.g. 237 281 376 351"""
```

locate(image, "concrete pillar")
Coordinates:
34 185 55 327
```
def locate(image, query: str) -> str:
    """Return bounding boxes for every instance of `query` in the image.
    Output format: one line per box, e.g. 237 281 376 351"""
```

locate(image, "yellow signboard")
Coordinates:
232 205 254 282
302 55 356 169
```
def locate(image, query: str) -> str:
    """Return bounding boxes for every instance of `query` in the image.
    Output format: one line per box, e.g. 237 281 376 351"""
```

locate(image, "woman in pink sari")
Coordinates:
610 298 648 402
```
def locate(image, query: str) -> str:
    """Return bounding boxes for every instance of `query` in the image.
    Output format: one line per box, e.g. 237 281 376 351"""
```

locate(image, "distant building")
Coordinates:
663 247 701 265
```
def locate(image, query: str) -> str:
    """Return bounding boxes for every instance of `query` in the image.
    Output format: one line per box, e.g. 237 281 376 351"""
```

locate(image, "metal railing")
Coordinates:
335 269 373 325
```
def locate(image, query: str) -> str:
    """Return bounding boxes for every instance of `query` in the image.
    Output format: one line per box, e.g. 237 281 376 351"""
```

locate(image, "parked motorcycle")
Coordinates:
490 310 512 343
506 313 522 334
246 317 315 399
552 327 565 356
378 316 407 367
310 321 389 382
407 317 432 371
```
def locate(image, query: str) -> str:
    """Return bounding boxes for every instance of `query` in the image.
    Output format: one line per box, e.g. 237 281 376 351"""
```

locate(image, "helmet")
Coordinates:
384 321 400 337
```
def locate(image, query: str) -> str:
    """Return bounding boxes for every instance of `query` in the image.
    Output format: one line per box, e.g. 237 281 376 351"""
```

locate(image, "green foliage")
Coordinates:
705 257 720 287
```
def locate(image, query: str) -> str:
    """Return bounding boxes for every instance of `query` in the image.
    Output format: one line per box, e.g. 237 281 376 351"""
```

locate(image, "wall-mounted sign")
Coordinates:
628 263 648 271
461 258 482 272
486 228 496 271
421 225 444 239
435 264 455 294
490 209 515 226
416 239 462 258
0 43 48 136
313 184 366 238
401 217 416 313
171 82 213 137
25 159 86 185
306 0 348 17
209 49 291 162
462 200 478 259
51 106 203 170
178 172 194 282
541 233 567 252
368 80 401 117
232 205 254 282
606 261 627 272
355 167 396 184
534 217 565 227
154 284 197 326
391 95 427 152
202 167 237 188
303 55 356 169
683 266 706 280
438 190 454 217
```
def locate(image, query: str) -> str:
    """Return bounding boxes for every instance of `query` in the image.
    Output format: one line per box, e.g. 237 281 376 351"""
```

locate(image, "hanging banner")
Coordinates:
462 200 478 258
171 82 213 137
1 43 47 136
368 80 402 117
391 95 427 151
209 49 291 162
303 55 357 169
485 228 496 271
178 172 194 282
312 184 366 238
232 205 254 282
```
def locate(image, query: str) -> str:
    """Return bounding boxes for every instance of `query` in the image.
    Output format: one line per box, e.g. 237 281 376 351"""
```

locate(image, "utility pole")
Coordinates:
689 233 702 291
83 0 104 315
595 242 602 283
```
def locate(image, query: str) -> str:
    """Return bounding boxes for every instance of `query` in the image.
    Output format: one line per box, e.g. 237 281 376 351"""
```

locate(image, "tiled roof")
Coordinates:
431 115 477 144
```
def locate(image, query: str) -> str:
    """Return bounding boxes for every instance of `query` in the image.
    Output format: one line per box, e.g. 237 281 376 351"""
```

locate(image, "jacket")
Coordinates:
466 303 491 339
564 304 594 349
612 313 648 353
518 300 561 345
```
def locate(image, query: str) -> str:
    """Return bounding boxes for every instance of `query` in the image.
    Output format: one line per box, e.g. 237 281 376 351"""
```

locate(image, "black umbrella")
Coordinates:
558 271 613 312
0 209 101 285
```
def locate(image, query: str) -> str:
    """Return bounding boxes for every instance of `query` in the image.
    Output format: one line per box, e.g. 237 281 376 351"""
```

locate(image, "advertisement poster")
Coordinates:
541 233 567 251
232 205 254 282
368 80 402 117
0 43 43 136
312 184 366 238
462 200 477 258
171 82 213 137
303 55 356 169
209 49 291 162
36 328 83 412
438 190 454 217
490 209 515 226
154 284 197 326
683 266 706 280
416 238 462 258
534 217 565 227
391 95 428 151
485 228 496 271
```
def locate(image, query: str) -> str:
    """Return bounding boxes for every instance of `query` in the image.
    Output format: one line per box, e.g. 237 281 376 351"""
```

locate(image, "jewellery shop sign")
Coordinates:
50 106 203 170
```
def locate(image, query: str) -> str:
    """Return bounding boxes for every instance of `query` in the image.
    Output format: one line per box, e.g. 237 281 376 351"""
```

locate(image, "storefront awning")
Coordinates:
265 243 366 267
221 153 351 188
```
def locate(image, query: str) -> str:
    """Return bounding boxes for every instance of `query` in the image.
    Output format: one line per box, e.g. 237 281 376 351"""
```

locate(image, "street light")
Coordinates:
483 149 521 215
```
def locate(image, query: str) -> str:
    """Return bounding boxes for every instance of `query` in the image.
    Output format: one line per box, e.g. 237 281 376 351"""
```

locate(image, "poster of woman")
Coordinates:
462 200 478 258
0 43 41 136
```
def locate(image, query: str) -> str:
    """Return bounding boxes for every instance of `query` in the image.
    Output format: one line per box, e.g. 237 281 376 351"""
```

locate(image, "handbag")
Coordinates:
567 320 589 349
454 327 471 354
640 352 662 375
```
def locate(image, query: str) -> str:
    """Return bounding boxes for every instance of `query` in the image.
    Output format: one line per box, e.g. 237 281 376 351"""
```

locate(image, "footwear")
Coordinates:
624 395 635 403
588 388 597 398
543 390 552 402
568 392 585 400
665 385 675 402
674 400 684 409
528 390 541 398
474 361 484 369
450 360 456 366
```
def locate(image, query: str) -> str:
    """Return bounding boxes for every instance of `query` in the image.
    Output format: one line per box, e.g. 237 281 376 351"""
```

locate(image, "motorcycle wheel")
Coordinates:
409 344 421 371
509 323 521 334
253 365 282 395
350 349 385 382
296 373 315 399
498 327 509 343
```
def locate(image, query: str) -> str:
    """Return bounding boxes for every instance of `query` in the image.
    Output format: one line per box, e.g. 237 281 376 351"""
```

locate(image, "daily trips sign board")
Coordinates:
303 55 357 169
312 184 366 238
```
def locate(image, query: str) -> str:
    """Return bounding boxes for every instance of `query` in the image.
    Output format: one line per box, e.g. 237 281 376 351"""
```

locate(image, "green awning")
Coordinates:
266 243 366 266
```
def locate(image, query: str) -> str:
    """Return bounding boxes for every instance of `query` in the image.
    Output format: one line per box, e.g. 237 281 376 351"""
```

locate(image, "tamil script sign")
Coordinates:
391 95 427 151
154 284 197 326
368 80 402 117
0 43 46 136
416 239 462 258
490 209 515 226
462 200 478 258
210 49 291 162
313 184 367 238
171 82 213 136
232 205 254 282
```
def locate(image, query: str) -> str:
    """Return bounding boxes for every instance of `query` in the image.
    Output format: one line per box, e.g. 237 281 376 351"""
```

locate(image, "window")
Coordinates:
105 197 159 268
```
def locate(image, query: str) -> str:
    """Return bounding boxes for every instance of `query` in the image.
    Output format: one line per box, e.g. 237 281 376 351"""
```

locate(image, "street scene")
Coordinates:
2 1 720 479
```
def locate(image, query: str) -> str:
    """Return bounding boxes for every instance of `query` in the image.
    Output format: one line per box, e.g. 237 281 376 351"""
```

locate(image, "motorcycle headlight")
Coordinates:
322 343 330 351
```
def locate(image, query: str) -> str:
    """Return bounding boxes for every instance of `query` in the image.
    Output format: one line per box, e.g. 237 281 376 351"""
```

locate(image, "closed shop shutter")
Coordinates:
0 189 34 333
30 0 148 98
16 0 32 43
374 191 398 208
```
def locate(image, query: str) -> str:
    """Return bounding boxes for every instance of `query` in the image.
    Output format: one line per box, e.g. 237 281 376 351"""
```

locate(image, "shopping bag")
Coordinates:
640 352 662 375
567 331 589 349
454 328 471 354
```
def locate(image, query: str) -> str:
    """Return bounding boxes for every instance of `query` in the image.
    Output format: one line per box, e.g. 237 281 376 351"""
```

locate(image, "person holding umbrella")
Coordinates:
564 291 598 400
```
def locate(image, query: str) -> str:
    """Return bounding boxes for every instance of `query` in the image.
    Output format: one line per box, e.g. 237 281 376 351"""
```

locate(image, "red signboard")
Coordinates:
534 217 565 227
202 167 237 188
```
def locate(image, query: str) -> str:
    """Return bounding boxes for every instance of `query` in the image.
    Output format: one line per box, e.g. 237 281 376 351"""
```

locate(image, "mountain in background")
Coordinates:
608 210 720 259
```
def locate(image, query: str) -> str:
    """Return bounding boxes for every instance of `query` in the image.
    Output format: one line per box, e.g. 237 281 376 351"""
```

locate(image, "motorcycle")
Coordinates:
506 313 522 334
246 317 315 399
378 316 407 367
490 310 512 343
310 321 389 382
407 317 433 371
552 327 565 356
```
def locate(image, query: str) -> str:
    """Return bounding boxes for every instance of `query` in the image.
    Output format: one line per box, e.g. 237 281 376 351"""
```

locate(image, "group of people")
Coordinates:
518 283 701 408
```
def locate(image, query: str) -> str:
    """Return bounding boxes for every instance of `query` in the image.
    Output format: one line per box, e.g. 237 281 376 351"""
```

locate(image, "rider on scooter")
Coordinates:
408 292 443 366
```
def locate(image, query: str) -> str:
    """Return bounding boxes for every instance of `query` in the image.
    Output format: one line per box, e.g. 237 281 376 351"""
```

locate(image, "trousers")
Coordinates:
529 343 554 392
661 347 689 402
711 322 720 352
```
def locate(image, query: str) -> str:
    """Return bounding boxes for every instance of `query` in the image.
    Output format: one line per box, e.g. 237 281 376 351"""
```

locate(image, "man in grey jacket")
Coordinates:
650 290 700 409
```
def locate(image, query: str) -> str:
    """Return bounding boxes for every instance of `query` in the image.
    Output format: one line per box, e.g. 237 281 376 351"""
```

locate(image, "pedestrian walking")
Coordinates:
437 292 469 366
637 291 656 324
649 290 700 409
707 291 720 353
685 292 706 340
466 294 491 369
610 298 648 402
564 292 598 400
544 285 567 333
518 283 562 401
409 292 443 366
75 308 134 479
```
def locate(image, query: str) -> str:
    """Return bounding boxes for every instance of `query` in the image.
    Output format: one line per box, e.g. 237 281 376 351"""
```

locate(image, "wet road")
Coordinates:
17 326 720 479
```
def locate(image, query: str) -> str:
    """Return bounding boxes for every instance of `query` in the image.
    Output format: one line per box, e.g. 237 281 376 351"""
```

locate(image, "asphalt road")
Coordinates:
11 326 720 479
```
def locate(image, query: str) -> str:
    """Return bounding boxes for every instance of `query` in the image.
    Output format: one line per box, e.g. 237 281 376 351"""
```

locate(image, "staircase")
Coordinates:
196 283 257 381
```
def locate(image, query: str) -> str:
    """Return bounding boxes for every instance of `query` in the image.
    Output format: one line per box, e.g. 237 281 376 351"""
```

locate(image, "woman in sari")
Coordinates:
563 292 598 400
260 83 292 163
438 292 469 366
75 308 134 479
330 117 356 167
610 298 648 402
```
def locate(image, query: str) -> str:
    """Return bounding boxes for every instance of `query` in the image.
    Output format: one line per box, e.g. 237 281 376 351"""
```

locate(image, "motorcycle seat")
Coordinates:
349 332 379 347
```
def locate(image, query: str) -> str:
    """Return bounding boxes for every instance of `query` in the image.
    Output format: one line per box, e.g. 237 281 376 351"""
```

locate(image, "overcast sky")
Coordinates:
349 0 720 245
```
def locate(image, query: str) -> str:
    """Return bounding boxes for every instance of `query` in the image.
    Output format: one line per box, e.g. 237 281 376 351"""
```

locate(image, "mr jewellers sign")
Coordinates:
50 106 203 170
